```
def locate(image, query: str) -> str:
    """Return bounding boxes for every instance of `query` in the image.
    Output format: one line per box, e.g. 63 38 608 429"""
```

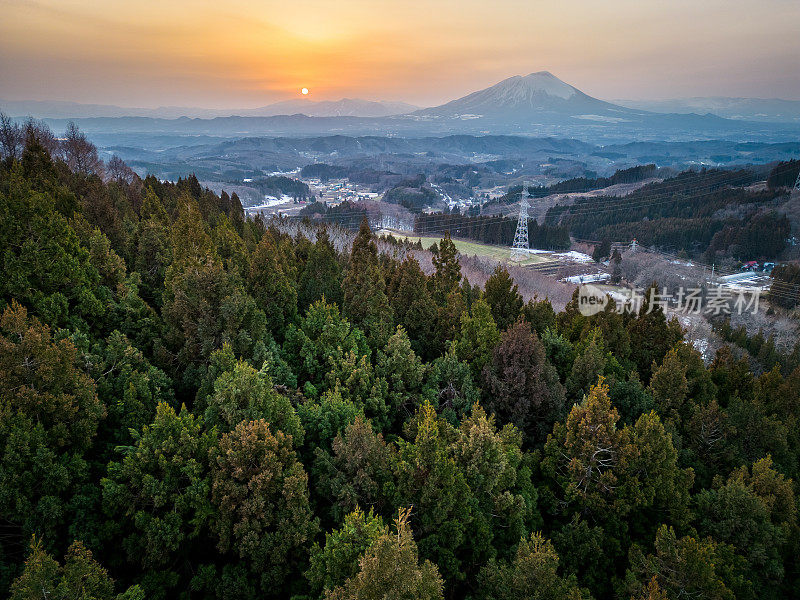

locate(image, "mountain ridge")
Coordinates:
414 71 646 121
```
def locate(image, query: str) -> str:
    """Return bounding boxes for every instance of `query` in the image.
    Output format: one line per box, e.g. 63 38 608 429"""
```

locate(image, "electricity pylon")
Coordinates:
510 181 529 261
793 170 800 194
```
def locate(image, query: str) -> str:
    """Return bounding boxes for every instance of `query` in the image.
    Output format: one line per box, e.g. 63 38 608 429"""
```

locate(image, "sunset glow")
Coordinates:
1 0 799 108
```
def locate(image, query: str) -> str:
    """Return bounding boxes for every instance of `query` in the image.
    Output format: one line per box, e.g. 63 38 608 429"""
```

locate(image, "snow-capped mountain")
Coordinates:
415 71 643 121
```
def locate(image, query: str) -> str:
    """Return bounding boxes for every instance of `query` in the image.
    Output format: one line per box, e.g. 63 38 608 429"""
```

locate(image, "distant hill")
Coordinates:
614 97 800 123
10 72 800 143
240 98 418 118
414 71 646 123
0 97 419 120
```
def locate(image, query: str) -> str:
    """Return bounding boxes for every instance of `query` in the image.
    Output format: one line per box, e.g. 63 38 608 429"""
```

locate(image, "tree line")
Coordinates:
547 168 787 260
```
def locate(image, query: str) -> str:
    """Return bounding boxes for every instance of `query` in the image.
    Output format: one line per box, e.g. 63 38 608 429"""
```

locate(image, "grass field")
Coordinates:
384 231 552 266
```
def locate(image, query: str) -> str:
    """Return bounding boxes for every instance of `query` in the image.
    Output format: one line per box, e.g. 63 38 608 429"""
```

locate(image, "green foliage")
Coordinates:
482 321 565 445
324 509 444 600
298 387 363 456
0 302 105 540
477 532 588 600
306 508 387 596
2 142 799 600
10 538 118 600
387 255 438 359
203 358 303 443
298 229 343 312
422 349 480 423
375 326 426 429
101 403 215 573
209 419 317 592
624 525 734 600
285 299 369 389
0 168 108 330
453 297 500 382
315 416 395 522
392 404 472 583
342 219 394 348
483 265 523 331
249 229 298 338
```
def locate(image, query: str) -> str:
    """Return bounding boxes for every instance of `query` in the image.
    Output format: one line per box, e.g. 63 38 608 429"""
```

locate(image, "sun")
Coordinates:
301 88 309 95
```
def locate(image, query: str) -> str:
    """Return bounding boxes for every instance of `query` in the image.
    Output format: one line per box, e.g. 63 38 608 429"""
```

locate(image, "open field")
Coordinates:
380 230 552 266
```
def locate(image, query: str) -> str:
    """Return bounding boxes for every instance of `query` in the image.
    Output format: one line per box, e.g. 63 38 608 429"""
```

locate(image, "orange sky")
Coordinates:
1 0 799 107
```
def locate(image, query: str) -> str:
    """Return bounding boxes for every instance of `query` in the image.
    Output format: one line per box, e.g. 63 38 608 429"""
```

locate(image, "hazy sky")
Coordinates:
2 0 799 108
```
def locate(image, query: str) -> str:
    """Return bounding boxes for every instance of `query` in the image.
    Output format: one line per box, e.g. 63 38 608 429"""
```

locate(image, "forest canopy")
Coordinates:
1 121 800 600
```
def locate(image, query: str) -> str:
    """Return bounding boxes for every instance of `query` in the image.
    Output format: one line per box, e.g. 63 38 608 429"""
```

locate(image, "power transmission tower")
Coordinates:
510 181 529 261
793 170 800 194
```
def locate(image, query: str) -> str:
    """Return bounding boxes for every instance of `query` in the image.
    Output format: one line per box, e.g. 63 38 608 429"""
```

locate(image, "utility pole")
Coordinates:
510 181 529 261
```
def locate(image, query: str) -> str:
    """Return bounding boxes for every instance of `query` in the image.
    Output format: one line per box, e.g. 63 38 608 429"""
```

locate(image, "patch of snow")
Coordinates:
554 250 593 263
562 273 610 284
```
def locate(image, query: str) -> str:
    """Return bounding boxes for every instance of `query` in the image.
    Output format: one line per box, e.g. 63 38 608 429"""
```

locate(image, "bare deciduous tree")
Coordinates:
61 121 104 176
0 112 23 161
23 117 59 155
106 154 136 184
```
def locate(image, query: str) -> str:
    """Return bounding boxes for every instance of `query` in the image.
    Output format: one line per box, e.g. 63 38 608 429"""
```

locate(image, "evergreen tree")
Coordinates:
429 233 461 304
101 403 215 582
483 265 523 331
298 228 343 312
306 508 387 597
627 284 679 383
249 229 298 339
0 302 105 543
375 326 426 430
209 419 317 593
453 297 501 382
324 508 444 600
387 255 438 359
10 538 133 600
393 404 473 585
342 219 394 348
624 525 734 600
315 416 395 522
482 321 565 445
476 532 588 600
522 295 556 336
